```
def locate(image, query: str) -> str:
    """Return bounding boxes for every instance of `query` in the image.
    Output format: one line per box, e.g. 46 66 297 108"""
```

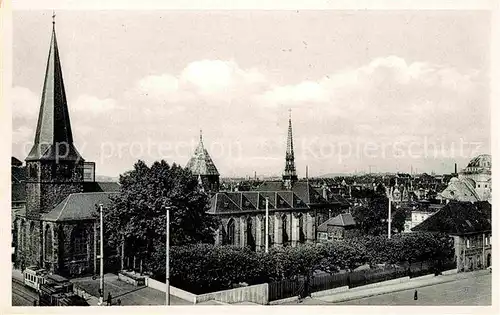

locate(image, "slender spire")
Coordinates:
199 129 204 146
26 17 82 161
283 109 298 188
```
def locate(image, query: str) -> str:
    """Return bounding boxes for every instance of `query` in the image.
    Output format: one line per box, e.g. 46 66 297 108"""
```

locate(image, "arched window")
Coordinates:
44 225 53 262
20 220 26 251
29 222 36 255
71 227 88 261
298 214 305 243
246 216 256 251
227 218 236 246
282 214 289 246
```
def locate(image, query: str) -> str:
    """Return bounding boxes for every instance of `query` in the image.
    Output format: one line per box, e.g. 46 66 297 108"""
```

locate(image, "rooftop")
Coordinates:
412 201 491 235
186 131 219 176
41 192 118 222
317 213 356 233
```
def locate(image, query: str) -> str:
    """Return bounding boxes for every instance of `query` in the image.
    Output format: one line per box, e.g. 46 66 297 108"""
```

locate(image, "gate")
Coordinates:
268 278 306 302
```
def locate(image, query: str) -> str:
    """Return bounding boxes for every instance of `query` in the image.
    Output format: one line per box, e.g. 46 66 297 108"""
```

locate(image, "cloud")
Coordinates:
12 86 39 119
13 56 487 177
133 60 267 105
12 125 33 144
71 95 120 114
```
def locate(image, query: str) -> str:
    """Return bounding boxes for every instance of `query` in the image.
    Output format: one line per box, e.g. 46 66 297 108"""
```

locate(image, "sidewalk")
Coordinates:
71 273 192 305
316 269 490 303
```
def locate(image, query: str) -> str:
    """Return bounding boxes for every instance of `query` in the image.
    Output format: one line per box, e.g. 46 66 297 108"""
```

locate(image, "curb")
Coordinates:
325 277 457 303
318 271 490 304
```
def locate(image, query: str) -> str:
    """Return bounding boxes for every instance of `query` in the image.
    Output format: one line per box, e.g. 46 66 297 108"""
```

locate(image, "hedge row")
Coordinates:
148 231 454 294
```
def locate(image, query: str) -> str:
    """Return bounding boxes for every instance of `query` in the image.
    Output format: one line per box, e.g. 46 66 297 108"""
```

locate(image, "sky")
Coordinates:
11 10 491 178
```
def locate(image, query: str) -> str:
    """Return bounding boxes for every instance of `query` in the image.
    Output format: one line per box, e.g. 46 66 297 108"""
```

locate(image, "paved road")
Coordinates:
334 272 491 306
12 279 38 306
71 274 191 305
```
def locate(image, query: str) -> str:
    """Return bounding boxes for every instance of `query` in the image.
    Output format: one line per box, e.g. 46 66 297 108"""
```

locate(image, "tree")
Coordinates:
103 160 218 272
392 207 407 233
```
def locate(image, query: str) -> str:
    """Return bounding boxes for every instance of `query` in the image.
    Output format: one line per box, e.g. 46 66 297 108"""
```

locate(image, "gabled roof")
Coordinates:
317 213 356 232
255 181 284 191
83 181 120 193
256 180 330 206
412 201 491 235
186 131 219 176
41 192 118 222
208 191 308 214
26 23 82 162
292 181 329 205
440 177 480 202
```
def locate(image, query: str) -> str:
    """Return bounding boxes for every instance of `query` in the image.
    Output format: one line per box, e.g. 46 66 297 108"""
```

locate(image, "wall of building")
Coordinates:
453 233 492 272
215 210 315 250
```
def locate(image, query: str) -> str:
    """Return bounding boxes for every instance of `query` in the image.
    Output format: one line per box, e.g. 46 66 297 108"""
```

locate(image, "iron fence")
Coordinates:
268 260 454 302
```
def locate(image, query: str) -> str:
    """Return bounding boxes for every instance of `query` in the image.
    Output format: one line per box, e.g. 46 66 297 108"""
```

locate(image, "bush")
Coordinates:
147 231 454 294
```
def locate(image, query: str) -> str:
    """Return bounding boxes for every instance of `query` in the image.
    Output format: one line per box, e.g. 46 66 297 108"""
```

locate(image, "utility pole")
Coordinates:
265 198 269 253
388 189 392 239
99 204 104 306
165 206 171 306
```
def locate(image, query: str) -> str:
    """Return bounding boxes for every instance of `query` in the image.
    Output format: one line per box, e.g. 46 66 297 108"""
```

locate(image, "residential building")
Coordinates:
412 201 492 272
317 213 357 242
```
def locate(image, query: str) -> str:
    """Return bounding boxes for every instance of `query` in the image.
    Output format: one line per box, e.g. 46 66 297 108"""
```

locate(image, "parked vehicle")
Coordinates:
23 266 47 292
39 274 88 306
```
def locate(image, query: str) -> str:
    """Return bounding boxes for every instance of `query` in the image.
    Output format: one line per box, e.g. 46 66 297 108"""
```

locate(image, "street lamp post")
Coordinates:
265 197 269 253
98 204 104 305
165 206 171 306
388 189 392 239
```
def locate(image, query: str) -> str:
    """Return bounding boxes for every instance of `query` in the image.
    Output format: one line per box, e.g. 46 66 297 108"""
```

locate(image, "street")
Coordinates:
12 279 38 306
334 272 491 305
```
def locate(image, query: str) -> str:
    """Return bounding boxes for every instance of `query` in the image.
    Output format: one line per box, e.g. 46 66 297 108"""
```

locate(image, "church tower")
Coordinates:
24 18 84 219
186 130 220 193
283 110 298 189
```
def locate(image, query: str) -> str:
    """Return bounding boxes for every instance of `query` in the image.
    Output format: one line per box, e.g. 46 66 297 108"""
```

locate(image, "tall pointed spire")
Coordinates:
283 109 298 189
26 17 82 161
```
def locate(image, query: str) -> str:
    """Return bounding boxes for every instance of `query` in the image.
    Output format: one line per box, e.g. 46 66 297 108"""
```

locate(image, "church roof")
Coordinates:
208 191 309 215
186 131 219 176
255 180 332 206
83 181 120 193
26 23 82 162
412 201 491 235
42 192 118 222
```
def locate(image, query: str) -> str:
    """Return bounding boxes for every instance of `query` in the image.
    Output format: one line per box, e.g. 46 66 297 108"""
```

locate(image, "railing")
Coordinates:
268 260 454 302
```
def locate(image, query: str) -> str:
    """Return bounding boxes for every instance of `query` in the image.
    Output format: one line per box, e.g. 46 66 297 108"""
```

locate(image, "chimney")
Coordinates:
454 163 457 174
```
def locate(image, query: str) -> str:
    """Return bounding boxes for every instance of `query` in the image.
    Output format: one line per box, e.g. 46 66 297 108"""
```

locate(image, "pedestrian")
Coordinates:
107 292 112 306
33 300 37 306
117 299 121 306
414 290 418 300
